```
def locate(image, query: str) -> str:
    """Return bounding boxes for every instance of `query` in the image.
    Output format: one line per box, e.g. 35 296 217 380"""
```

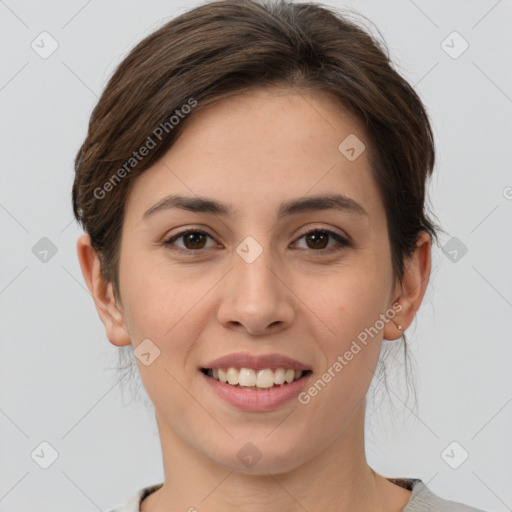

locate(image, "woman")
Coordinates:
72 0 487 510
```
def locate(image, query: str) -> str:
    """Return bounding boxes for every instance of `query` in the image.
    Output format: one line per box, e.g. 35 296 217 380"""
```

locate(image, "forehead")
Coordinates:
124 87 385 230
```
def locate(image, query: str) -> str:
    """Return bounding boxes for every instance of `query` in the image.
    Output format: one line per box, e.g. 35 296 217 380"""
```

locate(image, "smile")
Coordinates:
201 367 311 390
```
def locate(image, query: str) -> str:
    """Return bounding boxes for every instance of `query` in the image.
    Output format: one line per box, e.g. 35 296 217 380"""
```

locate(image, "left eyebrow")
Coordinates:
142 193 369 221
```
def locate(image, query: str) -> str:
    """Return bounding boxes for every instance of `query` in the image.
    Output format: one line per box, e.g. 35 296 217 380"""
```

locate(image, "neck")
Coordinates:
143 403 404 512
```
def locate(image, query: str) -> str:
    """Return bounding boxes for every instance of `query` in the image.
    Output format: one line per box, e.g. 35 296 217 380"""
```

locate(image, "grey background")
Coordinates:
1 0 511 510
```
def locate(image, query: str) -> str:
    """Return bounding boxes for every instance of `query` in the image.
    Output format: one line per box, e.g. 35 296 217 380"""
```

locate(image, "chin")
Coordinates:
205 439 312 476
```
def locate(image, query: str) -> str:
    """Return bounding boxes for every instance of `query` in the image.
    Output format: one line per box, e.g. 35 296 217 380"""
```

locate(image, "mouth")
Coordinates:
200 367 313 391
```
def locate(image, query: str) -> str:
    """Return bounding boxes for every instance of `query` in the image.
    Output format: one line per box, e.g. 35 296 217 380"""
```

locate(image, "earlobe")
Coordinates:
76 234 132 347
383 231 432 341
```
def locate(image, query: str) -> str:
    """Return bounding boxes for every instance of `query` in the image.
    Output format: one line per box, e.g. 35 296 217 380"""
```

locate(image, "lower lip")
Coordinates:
201 371 312 412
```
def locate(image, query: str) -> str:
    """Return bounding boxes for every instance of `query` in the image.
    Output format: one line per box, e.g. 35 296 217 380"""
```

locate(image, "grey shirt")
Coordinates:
109 478 487 511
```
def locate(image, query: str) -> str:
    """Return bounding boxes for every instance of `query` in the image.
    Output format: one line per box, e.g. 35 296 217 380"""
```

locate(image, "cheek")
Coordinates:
298 270 388 420
308 261 391 341
119 255 219 354
300 268 391 414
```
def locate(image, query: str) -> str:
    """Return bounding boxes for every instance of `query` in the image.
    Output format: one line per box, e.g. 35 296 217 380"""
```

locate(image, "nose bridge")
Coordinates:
233 234 280 298
218 233 294 332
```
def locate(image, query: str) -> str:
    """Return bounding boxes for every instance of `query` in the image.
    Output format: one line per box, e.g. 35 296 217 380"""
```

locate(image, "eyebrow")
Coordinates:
142 193 369 221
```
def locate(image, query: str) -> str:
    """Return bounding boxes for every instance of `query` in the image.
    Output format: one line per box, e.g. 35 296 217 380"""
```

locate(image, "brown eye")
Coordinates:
183 232 207 249
295 229 349 253
163 228 349 255
164 229 216 251
305 231 329 249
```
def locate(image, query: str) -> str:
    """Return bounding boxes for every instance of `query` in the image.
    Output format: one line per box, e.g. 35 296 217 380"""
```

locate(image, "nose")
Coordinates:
217 241 295 336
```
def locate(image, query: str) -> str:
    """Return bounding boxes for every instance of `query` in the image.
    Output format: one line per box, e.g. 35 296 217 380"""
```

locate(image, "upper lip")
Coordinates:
202 352 312 371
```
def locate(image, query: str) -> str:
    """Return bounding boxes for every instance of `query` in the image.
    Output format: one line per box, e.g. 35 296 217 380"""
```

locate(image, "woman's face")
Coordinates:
114 87 402 473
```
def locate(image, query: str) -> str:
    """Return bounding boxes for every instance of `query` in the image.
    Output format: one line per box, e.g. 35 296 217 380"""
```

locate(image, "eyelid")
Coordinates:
163 224 351 253
291 226 350 254
163 226 218 251
294 223 348 241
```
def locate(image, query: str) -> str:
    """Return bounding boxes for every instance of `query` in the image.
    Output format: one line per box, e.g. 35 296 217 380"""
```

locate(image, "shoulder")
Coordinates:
108 483 163 512
402 479 488 512
109 479 488 512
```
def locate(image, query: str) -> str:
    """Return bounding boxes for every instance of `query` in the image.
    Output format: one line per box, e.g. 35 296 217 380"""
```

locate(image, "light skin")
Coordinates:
77 87 431 511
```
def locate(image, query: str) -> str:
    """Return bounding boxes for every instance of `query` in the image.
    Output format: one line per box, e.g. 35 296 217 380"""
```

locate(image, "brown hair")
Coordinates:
72 0 442 405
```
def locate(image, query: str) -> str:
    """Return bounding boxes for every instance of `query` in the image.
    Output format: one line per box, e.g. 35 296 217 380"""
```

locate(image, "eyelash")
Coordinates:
162 227 350 255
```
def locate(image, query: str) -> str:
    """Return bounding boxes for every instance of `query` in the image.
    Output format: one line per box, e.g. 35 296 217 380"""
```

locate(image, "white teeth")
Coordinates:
218 368 228 383
256 369 274 388
238 368 256 386
207 367 307 389
227 367 239 385
285 369 295 383
274 368 286 385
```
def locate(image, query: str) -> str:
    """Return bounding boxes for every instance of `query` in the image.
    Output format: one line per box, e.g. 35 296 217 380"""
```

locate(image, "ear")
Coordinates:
384 230 432 341
76 233 131 347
